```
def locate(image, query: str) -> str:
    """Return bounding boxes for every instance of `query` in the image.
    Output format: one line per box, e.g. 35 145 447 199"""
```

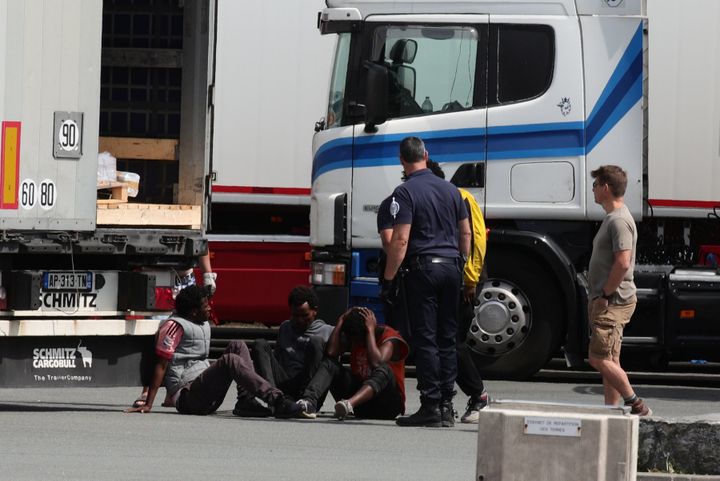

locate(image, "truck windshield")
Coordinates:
370 24 481 119
327 33 351 128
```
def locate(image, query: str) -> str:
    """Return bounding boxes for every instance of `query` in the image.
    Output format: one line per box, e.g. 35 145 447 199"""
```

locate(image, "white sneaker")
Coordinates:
334 399 354 420
295 399 317 419
460 393 488 424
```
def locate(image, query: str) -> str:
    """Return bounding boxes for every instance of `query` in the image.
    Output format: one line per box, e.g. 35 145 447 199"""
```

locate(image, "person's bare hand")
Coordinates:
337 309 352 328
463 285 476 305
593 297 609 310
359 307 377 332
124 404 151 414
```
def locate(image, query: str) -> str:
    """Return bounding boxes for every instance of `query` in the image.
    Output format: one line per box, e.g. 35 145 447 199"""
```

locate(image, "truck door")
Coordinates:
484 16 585 221
182 0 215 231
350 16 489 248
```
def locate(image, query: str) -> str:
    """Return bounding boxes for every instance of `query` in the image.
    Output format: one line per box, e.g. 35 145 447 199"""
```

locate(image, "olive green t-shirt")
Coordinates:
588 204 637 304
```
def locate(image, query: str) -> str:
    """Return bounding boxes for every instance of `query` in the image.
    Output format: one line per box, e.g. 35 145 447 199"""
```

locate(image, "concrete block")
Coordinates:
638 417 720 475
477 400 639 481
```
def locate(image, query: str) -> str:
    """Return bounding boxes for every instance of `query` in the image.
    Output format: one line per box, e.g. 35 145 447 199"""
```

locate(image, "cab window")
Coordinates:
326 33 351 128
490 24 554 105
367 24 487 120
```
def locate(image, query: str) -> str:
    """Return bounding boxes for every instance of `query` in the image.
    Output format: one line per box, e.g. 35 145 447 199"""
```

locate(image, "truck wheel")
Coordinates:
466 250 565 380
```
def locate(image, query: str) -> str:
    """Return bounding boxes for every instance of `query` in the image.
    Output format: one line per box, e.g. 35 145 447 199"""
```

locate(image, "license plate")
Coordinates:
42 272 93 291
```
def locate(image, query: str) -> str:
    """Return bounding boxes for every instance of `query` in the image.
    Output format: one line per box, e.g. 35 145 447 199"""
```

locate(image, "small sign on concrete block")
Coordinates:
524 416 582 437
477 400 639 481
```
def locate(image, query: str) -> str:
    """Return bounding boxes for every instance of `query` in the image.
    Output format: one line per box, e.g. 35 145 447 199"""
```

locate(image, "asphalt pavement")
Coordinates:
1 377 718 481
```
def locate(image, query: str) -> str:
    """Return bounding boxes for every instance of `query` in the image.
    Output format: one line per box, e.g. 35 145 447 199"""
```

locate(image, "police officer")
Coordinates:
383 137 471 427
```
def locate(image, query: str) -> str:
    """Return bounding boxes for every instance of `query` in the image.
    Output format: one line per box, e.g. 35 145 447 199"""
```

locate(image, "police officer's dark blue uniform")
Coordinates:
383 137 469 428
376 195 394 247
376 195 412 339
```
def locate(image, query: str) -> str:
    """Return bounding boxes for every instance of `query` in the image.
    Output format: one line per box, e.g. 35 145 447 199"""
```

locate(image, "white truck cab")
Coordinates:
310 0 720 378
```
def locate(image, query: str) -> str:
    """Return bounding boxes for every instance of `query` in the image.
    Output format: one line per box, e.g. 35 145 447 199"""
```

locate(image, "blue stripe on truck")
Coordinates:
585 22 643 152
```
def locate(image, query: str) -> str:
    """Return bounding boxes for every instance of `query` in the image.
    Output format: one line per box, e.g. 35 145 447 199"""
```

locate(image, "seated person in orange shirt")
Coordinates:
294 307 409 420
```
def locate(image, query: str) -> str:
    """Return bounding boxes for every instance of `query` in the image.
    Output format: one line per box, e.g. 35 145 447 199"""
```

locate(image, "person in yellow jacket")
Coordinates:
427 160 490 423
458 187 486 304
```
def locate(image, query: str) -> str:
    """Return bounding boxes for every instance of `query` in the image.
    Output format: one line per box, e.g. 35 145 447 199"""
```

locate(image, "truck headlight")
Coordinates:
310 262 346 286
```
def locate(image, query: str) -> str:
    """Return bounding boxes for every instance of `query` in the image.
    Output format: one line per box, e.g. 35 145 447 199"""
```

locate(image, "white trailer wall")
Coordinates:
0 0 101 230
647 0 720 216
211 0 335 202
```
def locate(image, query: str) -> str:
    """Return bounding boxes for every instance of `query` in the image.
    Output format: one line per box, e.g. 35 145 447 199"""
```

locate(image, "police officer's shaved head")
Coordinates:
399 137 427 163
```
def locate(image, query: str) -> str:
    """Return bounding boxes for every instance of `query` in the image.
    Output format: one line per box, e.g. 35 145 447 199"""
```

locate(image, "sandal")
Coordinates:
132 394 147 408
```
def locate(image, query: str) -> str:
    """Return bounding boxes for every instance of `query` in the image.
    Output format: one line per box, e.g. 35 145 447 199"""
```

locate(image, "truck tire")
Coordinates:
466 249 565 380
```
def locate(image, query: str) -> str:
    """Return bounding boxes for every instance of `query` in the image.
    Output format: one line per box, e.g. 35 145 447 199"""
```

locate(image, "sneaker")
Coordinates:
629 397 652 416
273 395 304 419
460 392 489 424
395 403 442 428
232 397 271 418
440 399 456 428
295 399 317 419
334 399 354 420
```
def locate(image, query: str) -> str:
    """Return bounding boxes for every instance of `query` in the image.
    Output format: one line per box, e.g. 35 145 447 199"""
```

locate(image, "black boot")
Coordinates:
233 396 271 417
440 398 456 428
396 402 442 427
273 395 303 419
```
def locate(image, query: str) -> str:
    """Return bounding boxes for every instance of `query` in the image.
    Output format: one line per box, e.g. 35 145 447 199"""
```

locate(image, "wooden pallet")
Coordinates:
97 181 129 203
99 137 178 161
96 202 201 229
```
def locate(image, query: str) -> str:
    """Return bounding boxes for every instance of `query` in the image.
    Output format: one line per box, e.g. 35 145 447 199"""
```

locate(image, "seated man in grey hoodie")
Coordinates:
250 286 333 410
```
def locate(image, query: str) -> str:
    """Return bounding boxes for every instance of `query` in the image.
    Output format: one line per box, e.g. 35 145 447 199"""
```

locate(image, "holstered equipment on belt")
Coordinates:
404 255 460 271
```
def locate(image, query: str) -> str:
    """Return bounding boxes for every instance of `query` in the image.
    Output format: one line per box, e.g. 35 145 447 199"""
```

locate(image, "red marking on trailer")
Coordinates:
212 185 311 195
648 199 720 209
202 241 310 325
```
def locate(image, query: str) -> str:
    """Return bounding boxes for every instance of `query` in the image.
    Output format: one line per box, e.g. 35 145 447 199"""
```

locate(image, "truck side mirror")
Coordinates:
364 61 388 133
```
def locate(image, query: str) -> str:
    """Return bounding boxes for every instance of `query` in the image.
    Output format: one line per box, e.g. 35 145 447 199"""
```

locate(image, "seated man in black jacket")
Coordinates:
249 286 333 412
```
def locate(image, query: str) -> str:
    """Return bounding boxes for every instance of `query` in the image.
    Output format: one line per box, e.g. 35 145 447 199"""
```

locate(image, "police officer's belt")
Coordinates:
404 255 458 270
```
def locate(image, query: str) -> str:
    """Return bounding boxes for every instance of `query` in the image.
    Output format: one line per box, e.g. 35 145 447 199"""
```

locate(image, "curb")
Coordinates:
638 475 720 481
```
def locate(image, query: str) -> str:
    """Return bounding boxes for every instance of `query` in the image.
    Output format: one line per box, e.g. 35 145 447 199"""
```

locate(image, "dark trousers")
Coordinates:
404 261 462 402
456 262 488 397
456 296 485 398
303 357 404 420
177 340 281 415
252 337 325 399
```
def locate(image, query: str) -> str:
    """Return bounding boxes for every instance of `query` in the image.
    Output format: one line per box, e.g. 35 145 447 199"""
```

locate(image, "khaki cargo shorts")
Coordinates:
588 297 636 360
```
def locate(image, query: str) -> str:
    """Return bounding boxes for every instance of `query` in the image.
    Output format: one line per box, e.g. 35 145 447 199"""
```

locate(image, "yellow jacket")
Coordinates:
459 188 486 288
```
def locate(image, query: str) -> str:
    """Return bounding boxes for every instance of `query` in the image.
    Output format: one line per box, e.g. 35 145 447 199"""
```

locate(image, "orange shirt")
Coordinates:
350 326 409 405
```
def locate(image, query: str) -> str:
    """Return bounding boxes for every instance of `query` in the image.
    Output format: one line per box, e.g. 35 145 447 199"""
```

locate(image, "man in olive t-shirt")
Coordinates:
587 165 651 416
588 206 636 304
